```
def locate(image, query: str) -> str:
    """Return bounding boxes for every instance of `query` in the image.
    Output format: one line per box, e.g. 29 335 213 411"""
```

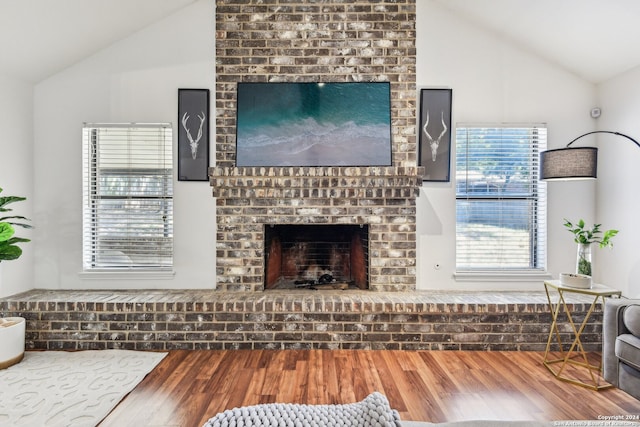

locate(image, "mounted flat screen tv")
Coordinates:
235 82 393 167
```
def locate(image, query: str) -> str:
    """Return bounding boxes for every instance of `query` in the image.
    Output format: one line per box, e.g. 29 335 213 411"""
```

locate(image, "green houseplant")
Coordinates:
0 187 31 369
0 187 32 261
563 218 618 276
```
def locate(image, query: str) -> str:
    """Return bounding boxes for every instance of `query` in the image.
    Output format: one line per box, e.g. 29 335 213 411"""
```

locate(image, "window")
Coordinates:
455 125 547 272
82 123 173 270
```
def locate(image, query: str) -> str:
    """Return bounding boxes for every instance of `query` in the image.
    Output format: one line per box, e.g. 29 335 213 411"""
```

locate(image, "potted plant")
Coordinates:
0 187 31 369
563 218 618 277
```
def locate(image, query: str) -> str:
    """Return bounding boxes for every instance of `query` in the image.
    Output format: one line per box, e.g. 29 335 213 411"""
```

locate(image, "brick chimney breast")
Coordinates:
212 1 419 292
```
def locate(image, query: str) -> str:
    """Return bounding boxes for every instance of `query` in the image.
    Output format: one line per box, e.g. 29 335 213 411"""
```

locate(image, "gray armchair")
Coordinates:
603 298 640 399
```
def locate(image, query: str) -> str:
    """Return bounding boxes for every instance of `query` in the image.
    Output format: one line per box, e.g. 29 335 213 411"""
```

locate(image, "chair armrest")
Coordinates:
603 298 640 385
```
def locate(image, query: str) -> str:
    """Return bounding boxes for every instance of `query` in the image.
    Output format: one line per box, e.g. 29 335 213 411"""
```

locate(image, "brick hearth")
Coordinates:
0 290 604 351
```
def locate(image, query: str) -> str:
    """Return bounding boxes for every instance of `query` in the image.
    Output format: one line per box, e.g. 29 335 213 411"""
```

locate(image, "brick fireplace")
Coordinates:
211 0 420 292
0 1 612 353
211 167 422 291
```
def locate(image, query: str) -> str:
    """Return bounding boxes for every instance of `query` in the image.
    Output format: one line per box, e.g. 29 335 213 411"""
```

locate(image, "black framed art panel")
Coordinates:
418 88 453 182
178 88 210 181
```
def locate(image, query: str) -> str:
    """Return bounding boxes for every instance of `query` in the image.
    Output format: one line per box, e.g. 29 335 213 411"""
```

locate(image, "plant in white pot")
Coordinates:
563 218 618 277
0 187 32 369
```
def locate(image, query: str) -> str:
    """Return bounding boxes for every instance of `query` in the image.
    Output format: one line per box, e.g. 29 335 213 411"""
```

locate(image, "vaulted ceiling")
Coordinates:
1 0 638 84
0 0 197 83
433 0 640 83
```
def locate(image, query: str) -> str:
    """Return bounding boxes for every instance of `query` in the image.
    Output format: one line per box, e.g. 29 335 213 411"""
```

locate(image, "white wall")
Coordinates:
0 74 34 297
415 0 598 290
32 0 217 290
595 67 640 297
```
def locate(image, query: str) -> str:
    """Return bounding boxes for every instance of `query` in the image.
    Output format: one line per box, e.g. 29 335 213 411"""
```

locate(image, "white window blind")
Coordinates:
82 123 173 270
455 125 547 272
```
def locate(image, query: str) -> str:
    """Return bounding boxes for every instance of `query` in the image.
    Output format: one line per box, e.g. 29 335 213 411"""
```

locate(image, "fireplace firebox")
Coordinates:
264 224 369 290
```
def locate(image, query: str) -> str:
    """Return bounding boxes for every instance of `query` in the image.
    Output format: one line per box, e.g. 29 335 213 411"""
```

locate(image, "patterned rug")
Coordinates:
0 350 166 426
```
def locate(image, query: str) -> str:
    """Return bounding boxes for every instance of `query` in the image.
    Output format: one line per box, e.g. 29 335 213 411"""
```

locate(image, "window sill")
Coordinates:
453 270 552 282
78 270 176 280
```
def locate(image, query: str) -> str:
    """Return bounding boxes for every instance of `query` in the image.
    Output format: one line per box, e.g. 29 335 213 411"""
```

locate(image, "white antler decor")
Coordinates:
422 110 448 161
181 111 206 160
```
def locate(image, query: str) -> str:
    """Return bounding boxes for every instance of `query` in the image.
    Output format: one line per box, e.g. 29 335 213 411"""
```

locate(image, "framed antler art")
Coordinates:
178 88 210 181
418 88 452 182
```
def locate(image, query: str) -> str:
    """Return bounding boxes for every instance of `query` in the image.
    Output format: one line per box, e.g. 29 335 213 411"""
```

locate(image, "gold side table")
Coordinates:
543 279 621 390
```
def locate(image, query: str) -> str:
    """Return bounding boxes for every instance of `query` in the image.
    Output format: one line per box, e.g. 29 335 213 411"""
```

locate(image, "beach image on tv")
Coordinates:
235 82 393 167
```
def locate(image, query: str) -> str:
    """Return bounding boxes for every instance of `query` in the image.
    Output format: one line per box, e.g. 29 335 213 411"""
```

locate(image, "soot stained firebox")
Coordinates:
264 224 369 290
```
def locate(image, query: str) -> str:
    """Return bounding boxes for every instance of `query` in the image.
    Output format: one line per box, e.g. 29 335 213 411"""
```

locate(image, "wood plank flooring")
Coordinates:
99 350 640 427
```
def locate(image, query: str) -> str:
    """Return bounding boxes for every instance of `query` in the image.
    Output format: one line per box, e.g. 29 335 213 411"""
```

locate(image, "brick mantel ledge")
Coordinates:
208 166 425 199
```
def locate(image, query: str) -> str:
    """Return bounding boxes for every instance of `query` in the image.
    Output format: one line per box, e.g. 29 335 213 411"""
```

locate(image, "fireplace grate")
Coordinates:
282 241 351 283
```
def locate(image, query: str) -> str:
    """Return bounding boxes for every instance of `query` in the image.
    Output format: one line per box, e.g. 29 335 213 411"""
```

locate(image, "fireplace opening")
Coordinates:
264 224 369 290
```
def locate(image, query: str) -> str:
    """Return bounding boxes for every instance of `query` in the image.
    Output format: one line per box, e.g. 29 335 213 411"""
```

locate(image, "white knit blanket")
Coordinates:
203 392 401 427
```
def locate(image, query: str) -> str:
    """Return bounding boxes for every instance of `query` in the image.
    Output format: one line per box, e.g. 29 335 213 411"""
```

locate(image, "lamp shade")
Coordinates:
540 147 598 180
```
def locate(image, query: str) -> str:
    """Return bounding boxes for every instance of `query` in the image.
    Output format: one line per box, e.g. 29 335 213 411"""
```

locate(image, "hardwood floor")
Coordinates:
99 350 639 426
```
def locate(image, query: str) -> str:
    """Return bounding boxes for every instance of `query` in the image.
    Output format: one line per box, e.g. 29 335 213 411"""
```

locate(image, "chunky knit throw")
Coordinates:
202 392 401 427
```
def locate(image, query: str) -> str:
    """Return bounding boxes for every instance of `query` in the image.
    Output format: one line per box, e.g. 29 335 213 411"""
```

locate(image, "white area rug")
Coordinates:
0 350 166 427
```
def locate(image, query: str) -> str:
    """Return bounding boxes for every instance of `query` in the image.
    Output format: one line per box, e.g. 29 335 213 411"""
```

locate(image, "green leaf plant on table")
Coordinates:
563 218 618 276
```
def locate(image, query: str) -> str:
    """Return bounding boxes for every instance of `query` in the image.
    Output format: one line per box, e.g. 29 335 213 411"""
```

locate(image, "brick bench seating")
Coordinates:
0 289 602 351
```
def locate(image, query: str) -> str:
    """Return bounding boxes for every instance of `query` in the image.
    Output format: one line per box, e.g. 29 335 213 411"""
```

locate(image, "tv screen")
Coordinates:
235 82 393 167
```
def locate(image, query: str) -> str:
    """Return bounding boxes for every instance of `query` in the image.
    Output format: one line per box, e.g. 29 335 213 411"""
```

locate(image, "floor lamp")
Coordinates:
540 131 640 181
